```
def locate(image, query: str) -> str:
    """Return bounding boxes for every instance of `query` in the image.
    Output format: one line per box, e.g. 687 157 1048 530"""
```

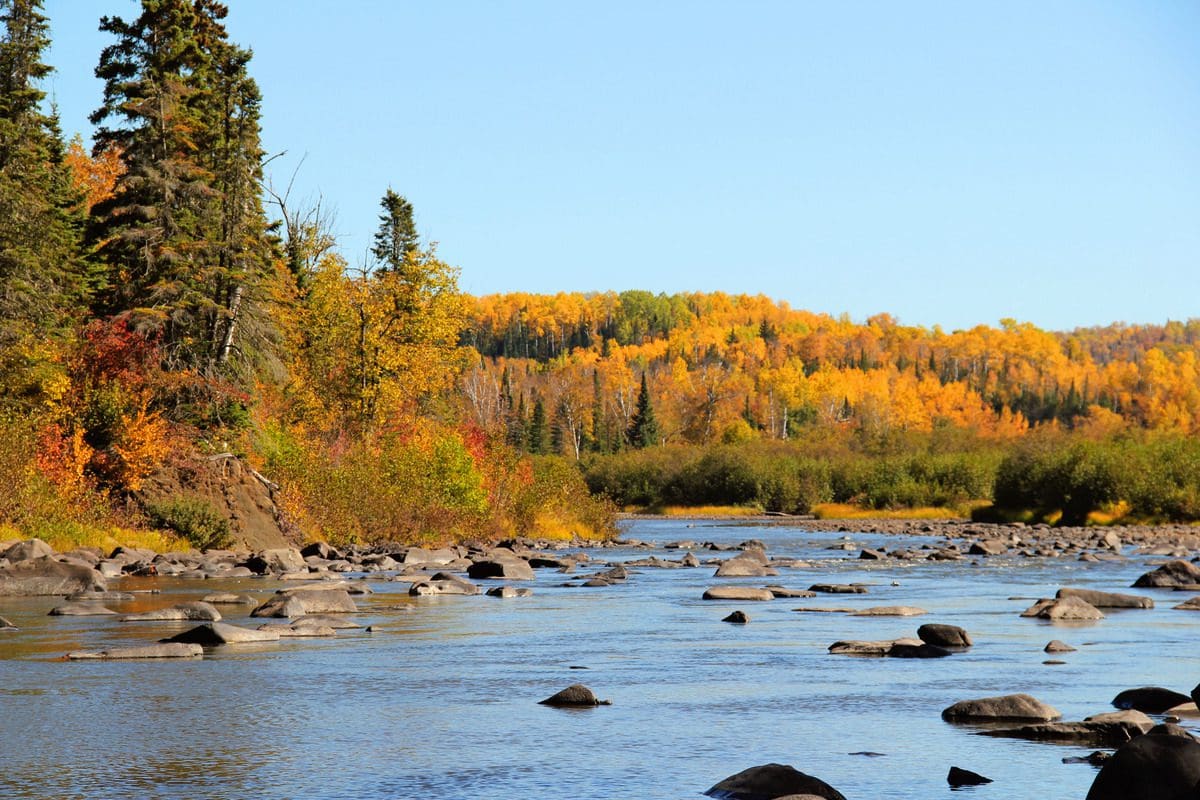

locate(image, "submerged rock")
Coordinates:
702 586 775 601
49 602 116 616
120 601 221 622
202 593 256 605
538 684 611 707
850 606 927 617
486 586 533 598
722 610 750 624
808 583 868 594
704 763 847 800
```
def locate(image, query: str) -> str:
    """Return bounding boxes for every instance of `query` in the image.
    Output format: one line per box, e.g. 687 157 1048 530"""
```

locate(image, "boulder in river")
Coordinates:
1056 587 1153 609
980 711 1153 747
704 763 847 800
1132 560 1200 588
714 556 778 578
1087 724 1200 800
918 623 972 648
1172 596 1200 610
202 593 256 605
467 558 535 581
1112 687 1193 714
1044 639 1076 653
538 684 611 707
1021 596 1105 620
410 573 481 596
120 601 222 622
250 587 357 617
66 643 203 660
947 766 992 787
723 610 749 624
486 586 533 598
941 693 1061 723
808 583 868 594
702 586 775 602
0 557 106 596
850 606 927 617
162 621 281 645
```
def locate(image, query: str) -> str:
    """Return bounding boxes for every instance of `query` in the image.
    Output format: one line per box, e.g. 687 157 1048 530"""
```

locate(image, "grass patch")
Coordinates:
811 502 969 520
650 505 765 518
30 522 182 554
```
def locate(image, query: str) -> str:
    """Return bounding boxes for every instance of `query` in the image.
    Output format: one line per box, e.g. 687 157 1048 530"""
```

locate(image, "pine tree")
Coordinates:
0 0 88 390
626 372 659 448
527 396 548 454
89 0 273 377
371 188 418 273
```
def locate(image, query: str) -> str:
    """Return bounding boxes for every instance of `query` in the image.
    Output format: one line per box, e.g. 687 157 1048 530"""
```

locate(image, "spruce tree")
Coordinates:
90 0 273 377
527 397 548 454
371 188 418 273
0 0 87 381
626 373 659 448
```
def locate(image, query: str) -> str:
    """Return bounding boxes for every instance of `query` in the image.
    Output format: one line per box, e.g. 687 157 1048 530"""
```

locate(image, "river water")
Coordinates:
1 519 1195 799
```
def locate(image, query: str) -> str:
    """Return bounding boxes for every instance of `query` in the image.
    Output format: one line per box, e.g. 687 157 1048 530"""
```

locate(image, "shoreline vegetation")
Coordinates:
0 2 1198 556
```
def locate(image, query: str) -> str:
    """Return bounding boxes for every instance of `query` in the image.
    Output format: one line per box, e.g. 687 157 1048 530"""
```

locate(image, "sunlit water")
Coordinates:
1 519 1196 799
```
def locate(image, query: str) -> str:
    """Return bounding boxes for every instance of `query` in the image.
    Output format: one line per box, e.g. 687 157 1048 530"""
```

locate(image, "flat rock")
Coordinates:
850 606 926 617
1057 587 1154 609
764 586 817 598
49 602 117 616
538 684 611 707
714 557 778 577
256 622 336 637
981 718 1152 747
808 584 868 594
162 621 281 645
66 591 134 602
918 623 972 648
704 763 847 800
202 593 256 605
702 586 775 601
67 642 203 660
942 693 1061 722
120 601 221 622
291 614 361 629
1172 596 1200 610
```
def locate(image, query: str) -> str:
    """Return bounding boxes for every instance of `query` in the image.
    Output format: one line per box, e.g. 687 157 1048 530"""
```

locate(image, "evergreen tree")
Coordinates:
527 396 548 454
371 188 418 273
89 0 273 377
0 0 87 391
626 373 659 448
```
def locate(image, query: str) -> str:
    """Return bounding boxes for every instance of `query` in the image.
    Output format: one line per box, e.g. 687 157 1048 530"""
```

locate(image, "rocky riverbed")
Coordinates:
2 518 1198 799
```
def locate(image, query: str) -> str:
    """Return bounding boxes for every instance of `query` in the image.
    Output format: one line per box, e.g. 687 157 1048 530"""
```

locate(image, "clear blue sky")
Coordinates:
43 1 1200 331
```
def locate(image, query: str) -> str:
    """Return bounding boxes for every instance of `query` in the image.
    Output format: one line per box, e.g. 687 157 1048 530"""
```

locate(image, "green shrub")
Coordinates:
145 496 233 550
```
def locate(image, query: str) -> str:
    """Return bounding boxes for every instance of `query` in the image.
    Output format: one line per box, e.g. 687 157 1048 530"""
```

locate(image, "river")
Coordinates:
1 518 1195 799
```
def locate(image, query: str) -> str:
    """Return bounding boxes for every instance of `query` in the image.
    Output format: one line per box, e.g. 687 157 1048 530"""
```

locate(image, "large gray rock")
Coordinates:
1057 587 1154 609
941 693 1061 722
704 763 847 800
250 587 357 617
244 548 307 575
66 643 203 660
981 713 1153 747
120 601 222 622
918 623 973 648
0 557 106 596
702 586 775 601
467 558 535 580
162 621 281 645
1132 560 1200 588
1112 687 1193 714
2 538 54 563
1087 725 1200 800
538 684 611 707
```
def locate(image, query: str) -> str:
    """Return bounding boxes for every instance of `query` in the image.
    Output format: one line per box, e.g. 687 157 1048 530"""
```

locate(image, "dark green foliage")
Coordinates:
0 0 88 393
527 397 548 454
145 496 233 550
371 188 418 272
627 373 659 448
89 0 274 379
